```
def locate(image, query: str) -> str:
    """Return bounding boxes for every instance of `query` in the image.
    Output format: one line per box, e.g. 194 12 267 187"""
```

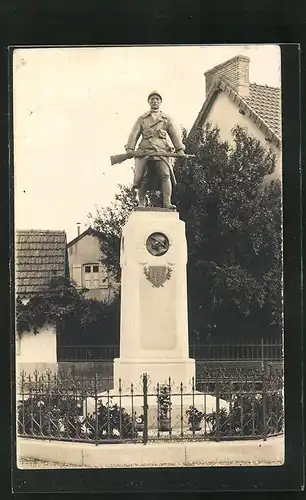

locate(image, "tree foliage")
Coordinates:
88 185 138 282
89 185 161 282
89 124 282 343
16 277 120 345
175 124 282 342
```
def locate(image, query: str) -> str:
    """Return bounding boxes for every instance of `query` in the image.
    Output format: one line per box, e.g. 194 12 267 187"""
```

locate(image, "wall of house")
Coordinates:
205 91 282 181
68 234 115 302
16 323 57 375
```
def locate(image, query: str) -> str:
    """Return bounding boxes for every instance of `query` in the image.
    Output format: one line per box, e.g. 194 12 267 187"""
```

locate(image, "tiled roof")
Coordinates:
15 230 67 296
245 83 281 138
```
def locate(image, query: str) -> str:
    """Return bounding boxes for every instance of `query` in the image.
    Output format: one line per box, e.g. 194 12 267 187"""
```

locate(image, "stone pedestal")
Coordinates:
113 208 195 389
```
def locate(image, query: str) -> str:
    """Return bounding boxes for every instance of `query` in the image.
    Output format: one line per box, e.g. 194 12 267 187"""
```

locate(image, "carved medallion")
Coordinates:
143 266 172 287
146 232 169 256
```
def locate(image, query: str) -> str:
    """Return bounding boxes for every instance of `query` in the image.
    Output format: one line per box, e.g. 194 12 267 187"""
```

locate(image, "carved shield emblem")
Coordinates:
144 266 172 287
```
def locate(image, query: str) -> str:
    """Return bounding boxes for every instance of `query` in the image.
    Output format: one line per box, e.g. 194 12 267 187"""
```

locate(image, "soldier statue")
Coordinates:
124 91 186 209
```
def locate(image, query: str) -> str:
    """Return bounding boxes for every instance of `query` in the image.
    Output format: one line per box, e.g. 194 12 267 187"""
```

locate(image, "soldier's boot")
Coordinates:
137 184 146 208
162 176 176 210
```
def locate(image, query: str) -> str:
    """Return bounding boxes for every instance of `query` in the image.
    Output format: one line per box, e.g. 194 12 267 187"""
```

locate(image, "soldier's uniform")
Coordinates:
125 91 185 208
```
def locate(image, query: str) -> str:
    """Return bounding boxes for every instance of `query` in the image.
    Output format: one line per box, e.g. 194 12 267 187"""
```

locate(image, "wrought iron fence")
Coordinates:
57 345 120 361
189 339 282 362
17 365 283 445
58 339 282 362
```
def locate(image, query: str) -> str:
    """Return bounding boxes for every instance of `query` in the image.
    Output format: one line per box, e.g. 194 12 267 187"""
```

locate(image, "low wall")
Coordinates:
57 362 114 391
58 361 113 375
17 326 57 364
17 435 284 468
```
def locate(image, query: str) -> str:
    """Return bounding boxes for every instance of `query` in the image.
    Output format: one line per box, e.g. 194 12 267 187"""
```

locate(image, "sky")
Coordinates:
13 45 281 242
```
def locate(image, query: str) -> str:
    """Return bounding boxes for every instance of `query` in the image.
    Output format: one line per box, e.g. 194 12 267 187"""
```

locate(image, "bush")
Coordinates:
17 393 137 441
157 384 171 420
17 394 84 438
205 392 283 439
86 401 137 440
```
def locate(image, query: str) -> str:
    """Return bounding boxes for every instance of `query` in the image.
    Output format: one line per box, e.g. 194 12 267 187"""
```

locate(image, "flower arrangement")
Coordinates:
157 384 172 431
134 413 144 431
186 406 204 431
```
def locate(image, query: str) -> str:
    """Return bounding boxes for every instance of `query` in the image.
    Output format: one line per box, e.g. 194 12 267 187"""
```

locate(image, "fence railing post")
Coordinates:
20 371 25 435
168 377 172 437
118 378 122 438
131 382 134 438
156 383 160 439
142 373 148 445
262 364 268 441
180 382 184 438
215 372 220 442
191 376 195 437
94 372 99 446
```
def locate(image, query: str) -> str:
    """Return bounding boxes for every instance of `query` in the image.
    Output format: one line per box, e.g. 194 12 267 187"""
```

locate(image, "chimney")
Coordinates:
77 222 81 236
204 55 250 98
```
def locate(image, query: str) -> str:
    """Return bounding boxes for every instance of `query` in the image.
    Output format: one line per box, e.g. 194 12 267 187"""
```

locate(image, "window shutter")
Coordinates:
92 265 100 289
72 265 82 288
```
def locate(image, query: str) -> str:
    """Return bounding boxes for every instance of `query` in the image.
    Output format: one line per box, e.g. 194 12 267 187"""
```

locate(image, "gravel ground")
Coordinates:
18 458 283 469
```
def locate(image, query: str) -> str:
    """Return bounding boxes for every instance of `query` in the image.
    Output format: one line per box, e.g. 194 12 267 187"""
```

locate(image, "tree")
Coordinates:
89 124 282 344
176 124 282 343
89 185 161 282
89 185 138 282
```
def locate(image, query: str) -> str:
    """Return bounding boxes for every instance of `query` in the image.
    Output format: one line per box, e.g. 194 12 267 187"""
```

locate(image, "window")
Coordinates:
82 264 108 290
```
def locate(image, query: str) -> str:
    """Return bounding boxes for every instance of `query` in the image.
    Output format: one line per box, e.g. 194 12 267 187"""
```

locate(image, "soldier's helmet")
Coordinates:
147 91 162 101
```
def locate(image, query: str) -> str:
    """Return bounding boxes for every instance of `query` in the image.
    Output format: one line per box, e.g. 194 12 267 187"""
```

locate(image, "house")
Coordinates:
15 229 68 372
67 225 116 303
186 55 282 180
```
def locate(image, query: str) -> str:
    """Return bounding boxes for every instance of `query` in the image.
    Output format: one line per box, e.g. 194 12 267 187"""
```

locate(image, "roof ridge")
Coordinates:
249 82 281 91
219 78 281 94
16 229 66 233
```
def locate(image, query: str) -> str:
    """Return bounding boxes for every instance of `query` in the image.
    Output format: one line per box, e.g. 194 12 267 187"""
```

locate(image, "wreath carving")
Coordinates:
143 266 172 288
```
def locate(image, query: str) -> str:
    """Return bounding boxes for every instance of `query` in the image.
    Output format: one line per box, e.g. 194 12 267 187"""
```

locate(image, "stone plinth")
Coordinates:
86 390 229 429
113 208 195 389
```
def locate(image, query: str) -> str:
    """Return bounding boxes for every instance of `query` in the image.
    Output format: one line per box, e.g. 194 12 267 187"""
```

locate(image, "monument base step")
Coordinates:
85 390 229 429
113 357 196 390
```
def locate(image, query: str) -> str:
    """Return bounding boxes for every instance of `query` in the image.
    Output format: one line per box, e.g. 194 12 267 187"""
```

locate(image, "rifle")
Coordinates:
110 151 195 166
